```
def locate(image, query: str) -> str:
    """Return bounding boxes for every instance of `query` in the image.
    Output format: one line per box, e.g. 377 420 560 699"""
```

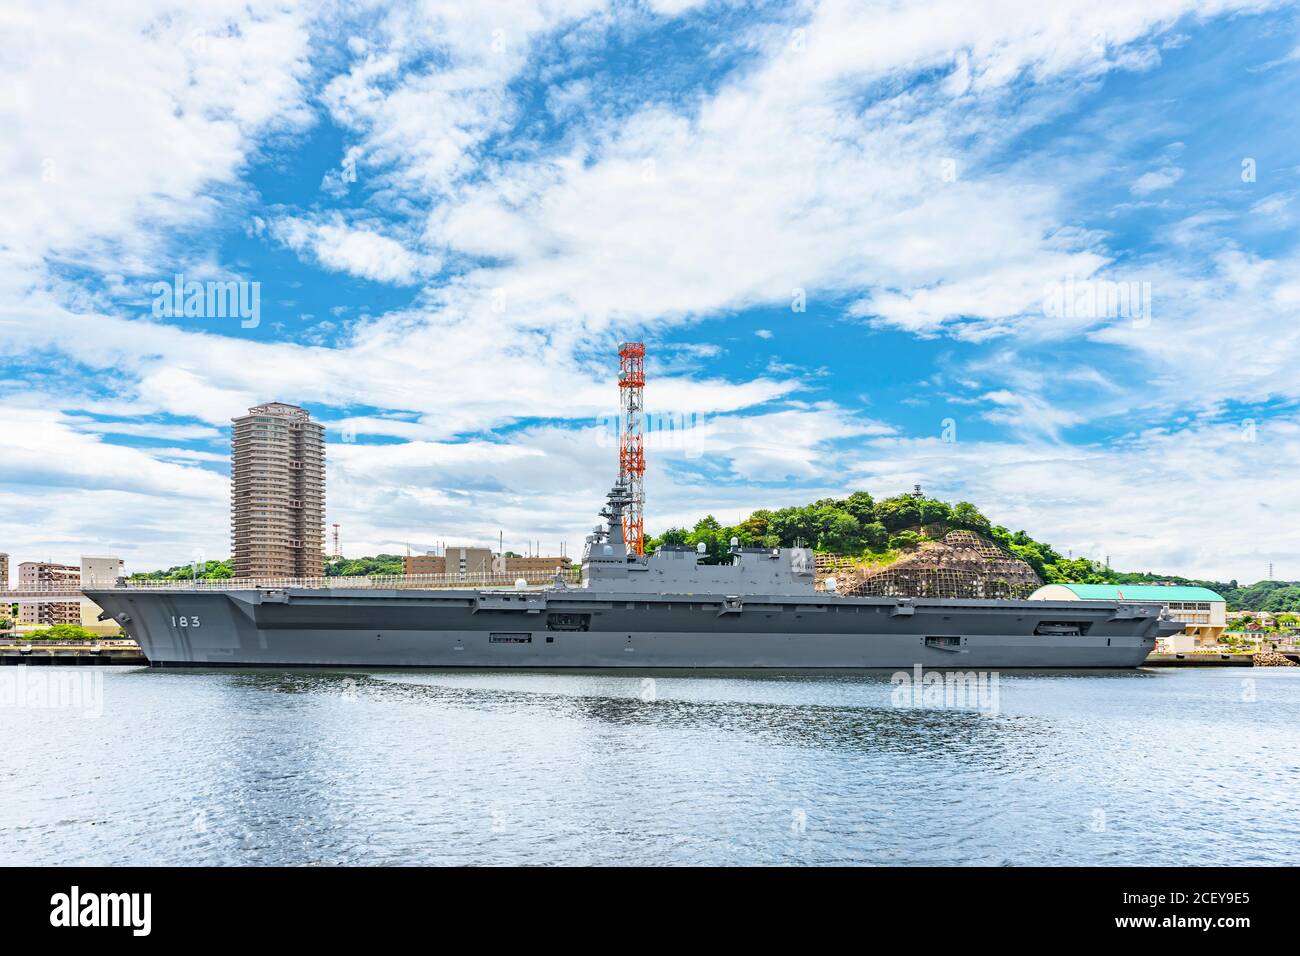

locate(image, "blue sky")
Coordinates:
3 0 1300 580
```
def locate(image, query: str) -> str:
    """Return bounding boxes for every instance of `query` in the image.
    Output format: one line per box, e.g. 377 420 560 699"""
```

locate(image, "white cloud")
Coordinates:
845 417 1300 580
1090 248 1300 413
0 409 228 575
978 390 1083 441
271 215 434 284
318 0 608 197
2 0 1297 581
409 0 1263 345
0 0 312 280
1131 165 1185 195
63 418 225 442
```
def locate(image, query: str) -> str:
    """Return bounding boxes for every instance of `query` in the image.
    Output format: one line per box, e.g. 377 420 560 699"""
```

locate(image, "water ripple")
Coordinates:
1 666 1296 865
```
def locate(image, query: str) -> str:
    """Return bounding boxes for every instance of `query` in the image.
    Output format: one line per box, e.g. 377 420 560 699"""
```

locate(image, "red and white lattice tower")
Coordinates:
618 341 646 555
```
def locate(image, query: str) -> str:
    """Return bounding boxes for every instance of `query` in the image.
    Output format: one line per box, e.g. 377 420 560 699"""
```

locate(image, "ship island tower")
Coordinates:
231 402 326 579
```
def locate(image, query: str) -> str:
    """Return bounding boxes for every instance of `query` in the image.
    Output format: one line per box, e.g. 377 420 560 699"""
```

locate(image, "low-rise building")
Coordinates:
503 555 573 575
402 553 445 575
1228 610 1298 631
80 556 125 634
1029 583 1227 651
18 561 82 626
1 554 14 633
403 549 572 577
11 557 125 635
404 547 494 576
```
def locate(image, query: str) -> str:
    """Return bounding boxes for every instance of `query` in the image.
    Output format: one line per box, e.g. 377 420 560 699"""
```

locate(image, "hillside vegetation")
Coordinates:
128 555 405 581
645 489 1280 611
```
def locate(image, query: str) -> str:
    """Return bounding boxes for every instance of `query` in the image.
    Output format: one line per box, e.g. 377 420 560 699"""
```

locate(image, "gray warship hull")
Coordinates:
84 586 1168 669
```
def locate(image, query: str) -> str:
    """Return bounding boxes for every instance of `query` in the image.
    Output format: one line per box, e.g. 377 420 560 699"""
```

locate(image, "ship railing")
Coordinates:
0 585 87 595
110 570 581 592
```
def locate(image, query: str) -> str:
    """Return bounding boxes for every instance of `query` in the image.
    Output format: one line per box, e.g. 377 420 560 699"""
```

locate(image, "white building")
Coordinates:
80 556 125 633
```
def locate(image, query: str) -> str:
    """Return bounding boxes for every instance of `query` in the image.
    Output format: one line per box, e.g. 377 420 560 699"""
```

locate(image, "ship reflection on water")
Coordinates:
220 665 1165 759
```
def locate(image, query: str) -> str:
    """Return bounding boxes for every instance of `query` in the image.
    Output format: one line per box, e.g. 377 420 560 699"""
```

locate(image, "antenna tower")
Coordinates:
618 341 646 555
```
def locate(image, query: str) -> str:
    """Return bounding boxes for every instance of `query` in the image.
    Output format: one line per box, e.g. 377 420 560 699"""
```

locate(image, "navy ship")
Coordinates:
85 481 1180 668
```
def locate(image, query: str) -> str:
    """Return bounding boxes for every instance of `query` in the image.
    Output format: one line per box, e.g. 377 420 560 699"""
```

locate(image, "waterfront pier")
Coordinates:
0 643 147 666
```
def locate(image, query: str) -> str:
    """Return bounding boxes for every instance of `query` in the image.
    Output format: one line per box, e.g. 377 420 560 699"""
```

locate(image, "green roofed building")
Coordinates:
1029 583 1226 650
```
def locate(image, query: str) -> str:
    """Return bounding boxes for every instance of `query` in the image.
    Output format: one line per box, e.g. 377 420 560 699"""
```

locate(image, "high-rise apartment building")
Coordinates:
0 552 8 590
231 402 325 579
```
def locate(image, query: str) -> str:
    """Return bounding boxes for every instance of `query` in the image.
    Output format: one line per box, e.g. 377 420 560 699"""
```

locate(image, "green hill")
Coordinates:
645 489 1279 611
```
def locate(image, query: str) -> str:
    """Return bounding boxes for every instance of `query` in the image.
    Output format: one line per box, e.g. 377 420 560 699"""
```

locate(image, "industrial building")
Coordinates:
1028 583 1226 651
231 402 326 579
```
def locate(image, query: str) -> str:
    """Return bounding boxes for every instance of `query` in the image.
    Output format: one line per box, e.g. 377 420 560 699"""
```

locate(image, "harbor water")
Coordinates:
2 665 1297 866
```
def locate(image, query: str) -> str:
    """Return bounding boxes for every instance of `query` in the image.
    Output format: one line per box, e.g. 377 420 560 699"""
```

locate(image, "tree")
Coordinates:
812 507 861 553
768 506 816 546
653 527 691 548
27 624 100 641
326 554 405 577
1009 543 1049 579
843 491 875 525
686 515 731 564
949 502 991 535
875 495 922 533
888 530 925 550
918 498 952 526
130 559 234 581
1044 557 1113 585
737 510 772 541
859 521 888 549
